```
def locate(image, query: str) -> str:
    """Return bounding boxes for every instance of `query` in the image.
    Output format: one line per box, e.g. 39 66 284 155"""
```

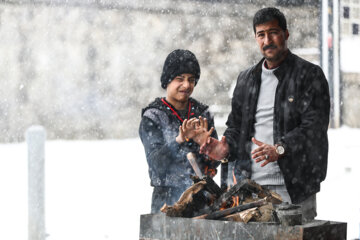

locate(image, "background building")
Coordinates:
340 0 360 127
3 0 357 142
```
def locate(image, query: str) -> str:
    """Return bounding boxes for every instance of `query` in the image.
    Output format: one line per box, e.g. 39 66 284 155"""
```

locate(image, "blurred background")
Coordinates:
0 0 332 141
1 0 360 239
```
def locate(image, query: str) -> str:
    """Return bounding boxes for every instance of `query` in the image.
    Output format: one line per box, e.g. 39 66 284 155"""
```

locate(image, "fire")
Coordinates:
231 171 240 207
204 166 216 178
220 170 240 210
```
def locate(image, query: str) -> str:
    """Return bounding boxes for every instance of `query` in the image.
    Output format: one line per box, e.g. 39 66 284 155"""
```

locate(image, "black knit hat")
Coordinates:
160 49 200 89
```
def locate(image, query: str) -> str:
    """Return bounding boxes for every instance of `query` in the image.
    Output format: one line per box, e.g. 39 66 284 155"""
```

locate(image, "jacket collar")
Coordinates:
274 50 294 82
141 97 208 117
253 50 294 82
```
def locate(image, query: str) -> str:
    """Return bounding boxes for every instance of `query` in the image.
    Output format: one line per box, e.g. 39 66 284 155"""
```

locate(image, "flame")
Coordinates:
219 170 241 210
204 166 216 178
231 171 240 207
232 170 237 185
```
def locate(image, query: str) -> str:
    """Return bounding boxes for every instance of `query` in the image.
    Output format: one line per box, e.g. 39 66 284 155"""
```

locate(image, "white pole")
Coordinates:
333 0 341 128
322 0 329 80
26 126 46 240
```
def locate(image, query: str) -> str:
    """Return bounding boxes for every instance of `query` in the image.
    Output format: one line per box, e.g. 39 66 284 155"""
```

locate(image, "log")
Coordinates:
195 199 267 220
212 179 257 210
222 207 260 223
257 187 282 204
238 179 283 204
187 153 203 178
253 202 276 222
212 179 282 210
161 180 207 217
204 176 223 198
220 161 228 191
191 175 223 198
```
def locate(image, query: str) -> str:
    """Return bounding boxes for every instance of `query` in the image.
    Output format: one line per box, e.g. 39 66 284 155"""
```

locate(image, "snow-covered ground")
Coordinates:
0 127 359 240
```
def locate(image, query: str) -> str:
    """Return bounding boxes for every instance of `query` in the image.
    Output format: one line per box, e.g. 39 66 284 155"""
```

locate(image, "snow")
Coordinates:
0 127 360 239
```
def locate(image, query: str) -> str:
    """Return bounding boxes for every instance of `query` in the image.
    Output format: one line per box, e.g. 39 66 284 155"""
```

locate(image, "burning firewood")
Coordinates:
161 175 283 224
186 153 204 178
160 180 207 217
194 199 267 220
254 202 277 222
212 179 282 211
191 175 223 198
256 185 282 205
222 207 261 223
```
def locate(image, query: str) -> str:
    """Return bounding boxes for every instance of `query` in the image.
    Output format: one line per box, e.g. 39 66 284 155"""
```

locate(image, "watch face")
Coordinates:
277 145 285 155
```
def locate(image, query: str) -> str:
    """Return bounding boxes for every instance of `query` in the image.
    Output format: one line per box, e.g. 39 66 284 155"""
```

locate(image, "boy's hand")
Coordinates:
182 116 214 146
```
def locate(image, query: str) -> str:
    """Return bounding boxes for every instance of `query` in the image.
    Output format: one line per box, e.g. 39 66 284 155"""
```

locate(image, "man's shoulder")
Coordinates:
240 61 261 75
235 60 263 87
239 57 264 76
284 52 328 90
288 52 322 71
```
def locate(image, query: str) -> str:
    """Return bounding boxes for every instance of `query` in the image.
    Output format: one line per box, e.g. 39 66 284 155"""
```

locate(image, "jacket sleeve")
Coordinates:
278 65 330 178
206 109 218 140
139 115 186 176
223 72 246 161
199 109 220 174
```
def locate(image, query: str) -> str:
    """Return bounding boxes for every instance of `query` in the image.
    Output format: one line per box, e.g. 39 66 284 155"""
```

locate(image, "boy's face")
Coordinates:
166 73 195 106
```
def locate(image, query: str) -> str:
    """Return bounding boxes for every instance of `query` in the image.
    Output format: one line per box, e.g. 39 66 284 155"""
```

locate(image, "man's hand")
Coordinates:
199 136 229 161
251 137 279 167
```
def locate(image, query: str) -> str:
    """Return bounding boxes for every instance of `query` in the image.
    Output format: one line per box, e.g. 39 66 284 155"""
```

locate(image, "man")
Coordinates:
200 7 330 221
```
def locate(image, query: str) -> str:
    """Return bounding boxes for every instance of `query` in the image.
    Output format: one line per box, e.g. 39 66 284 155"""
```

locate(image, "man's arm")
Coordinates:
279 65 330 159
199 136 229 160
222 72 247 161
198 71 249 161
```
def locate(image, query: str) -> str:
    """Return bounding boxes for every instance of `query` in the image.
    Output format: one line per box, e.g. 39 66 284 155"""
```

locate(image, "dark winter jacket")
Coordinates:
224 51 330 204
139 97 219 190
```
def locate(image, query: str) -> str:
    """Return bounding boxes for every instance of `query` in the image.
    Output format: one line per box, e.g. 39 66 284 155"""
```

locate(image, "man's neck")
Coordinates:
264 49 289 69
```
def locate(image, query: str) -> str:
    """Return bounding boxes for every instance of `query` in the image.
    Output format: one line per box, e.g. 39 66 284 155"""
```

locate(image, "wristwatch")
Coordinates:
221 152 230 164
275 143 285 156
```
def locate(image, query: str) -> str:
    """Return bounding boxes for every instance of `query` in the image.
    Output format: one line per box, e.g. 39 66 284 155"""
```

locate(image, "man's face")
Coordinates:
255 19 289 63
166 73 195 104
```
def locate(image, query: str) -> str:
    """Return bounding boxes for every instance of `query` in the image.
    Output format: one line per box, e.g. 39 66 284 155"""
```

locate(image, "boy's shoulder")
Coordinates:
141 98 165 116
189 97 209 114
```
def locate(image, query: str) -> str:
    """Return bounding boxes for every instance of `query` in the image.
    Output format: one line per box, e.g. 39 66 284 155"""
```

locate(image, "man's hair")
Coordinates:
253 7 287 33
